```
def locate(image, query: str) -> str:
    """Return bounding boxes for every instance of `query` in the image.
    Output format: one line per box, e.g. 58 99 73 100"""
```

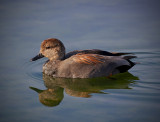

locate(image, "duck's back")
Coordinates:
65 49 132 59
57 54 133 78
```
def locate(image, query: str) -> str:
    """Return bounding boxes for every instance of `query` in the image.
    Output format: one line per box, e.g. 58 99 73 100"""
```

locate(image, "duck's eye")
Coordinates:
46 46 52 49
46 44 59 49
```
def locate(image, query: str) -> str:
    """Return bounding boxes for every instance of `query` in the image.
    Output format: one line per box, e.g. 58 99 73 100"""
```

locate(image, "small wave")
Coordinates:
22 59 47 84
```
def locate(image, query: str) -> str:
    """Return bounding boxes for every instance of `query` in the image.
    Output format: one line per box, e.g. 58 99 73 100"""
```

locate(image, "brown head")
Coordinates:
31 38 65 61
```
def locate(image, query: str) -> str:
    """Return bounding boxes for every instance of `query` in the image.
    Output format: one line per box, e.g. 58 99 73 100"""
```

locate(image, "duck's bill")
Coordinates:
29 87 43 93
30 53 44 61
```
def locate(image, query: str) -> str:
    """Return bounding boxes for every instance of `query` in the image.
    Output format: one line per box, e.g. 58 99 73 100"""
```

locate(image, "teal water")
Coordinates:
0 0 160 122
1 49 160 122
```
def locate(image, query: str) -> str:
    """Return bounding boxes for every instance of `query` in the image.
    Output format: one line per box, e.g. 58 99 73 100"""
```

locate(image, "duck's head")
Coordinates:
31 38 65 61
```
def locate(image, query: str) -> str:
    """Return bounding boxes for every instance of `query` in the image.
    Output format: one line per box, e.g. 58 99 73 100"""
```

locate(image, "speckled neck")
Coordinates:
43 60 61 77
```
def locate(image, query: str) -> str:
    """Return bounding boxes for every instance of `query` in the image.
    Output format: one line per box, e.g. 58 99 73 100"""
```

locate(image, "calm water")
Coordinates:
0 0 160 122
1 49 160 122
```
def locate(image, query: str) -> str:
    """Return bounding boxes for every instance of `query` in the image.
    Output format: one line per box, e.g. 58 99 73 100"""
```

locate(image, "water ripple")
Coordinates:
22 58 47 84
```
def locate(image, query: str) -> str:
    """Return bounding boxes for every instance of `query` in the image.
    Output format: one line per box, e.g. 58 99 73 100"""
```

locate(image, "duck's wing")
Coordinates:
72 53 107 64
65 49 132 59
59 53 136 78
71 53 137 73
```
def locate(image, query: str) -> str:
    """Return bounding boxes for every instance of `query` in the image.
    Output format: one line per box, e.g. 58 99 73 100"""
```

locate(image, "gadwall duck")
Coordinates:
31 38 136 78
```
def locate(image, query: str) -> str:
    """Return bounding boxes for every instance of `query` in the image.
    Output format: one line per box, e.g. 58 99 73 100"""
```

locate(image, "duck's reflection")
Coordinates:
30 72 138 107
30 86 64 107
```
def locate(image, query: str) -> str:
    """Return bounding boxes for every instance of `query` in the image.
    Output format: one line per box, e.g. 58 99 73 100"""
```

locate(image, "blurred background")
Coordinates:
0 0 160 57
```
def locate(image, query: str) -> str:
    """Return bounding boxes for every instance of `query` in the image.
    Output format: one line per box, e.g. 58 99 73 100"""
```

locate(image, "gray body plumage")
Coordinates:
43 55 134 78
